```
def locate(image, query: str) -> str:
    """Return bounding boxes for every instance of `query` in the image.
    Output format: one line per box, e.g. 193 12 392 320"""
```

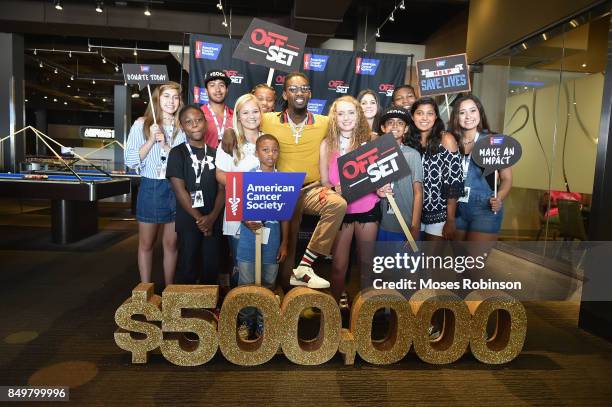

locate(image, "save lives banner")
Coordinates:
190 33 407 114
337 134 410 203
416 53 470 97
225 172 306 221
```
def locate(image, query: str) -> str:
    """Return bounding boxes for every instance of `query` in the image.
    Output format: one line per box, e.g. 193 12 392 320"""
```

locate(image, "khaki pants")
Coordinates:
279 186 347 291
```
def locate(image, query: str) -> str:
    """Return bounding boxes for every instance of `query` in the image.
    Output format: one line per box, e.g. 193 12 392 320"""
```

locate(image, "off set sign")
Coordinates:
233 18 307 73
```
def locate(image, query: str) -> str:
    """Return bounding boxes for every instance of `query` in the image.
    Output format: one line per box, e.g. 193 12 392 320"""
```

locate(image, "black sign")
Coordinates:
122 64 169 90
232 18 307 73
472 134 522 176
337 134 410 203
416 53 470 97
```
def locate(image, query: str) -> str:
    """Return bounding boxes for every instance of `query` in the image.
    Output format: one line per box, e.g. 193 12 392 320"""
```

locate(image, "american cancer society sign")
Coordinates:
225 172 305 221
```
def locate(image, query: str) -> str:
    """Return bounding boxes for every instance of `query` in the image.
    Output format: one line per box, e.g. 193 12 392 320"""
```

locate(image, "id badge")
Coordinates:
261 227 270 245
458 186 470 203
157 162 167 179
191 190 204 208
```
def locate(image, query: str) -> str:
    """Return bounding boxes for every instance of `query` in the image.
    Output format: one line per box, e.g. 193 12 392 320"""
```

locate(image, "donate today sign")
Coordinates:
225 172 305 221
416 53 470 97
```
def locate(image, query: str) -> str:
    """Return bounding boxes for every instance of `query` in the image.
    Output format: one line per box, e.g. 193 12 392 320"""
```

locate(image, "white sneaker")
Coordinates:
290 265 330 289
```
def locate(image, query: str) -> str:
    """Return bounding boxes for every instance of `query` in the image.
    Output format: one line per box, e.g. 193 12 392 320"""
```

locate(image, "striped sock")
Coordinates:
299 249 318 268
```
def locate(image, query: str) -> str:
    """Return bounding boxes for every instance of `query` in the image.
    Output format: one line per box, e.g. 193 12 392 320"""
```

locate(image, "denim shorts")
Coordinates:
136 177 176 224
455 193 503 234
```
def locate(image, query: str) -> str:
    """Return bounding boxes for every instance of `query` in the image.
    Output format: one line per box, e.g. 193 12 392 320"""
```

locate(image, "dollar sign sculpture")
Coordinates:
114 283 163 363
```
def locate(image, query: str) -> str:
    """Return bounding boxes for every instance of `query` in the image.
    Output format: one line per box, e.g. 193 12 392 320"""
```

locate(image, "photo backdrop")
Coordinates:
189 34 408 115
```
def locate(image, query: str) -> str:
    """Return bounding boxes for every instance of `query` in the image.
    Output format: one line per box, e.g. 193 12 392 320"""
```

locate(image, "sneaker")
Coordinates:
238 321 251 341
290 265 330 288
428 325 441 341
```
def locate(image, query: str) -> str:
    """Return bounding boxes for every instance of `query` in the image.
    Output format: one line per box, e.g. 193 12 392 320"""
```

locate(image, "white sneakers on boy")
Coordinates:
290 265 330 289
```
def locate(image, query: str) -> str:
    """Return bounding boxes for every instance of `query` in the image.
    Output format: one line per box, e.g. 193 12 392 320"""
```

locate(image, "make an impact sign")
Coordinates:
416 53 470 97
225 172 305 221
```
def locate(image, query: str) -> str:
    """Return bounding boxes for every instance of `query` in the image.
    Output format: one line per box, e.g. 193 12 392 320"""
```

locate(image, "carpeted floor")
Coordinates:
0 198 611 406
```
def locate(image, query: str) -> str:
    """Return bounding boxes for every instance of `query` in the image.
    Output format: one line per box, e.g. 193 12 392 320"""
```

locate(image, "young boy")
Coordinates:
376 107 424 242
166 105 225 284
236 134 289 338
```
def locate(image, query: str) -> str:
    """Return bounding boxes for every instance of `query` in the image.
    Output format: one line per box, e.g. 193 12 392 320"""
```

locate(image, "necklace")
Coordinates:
287 113 307 144
462 138 475 145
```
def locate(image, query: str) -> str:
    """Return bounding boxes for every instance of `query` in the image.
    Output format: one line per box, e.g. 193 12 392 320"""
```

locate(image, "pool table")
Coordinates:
0 173 131 244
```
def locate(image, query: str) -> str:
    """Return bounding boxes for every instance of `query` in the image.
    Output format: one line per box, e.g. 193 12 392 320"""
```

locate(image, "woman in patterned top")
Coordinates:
405 97 463 241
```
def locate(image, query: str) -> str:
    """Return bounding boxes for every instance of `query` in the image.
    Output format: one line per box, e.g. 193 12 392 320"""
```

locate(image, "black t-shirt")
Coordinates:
166 142 219 230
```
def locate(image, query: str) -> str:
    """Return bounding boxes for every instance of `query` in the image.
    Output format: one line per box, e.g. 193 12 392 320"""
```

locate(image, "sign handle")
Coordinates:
444 93 451 122
386 193 418 252
255 228 262 286
493 170 498 215
147 84 157 125
266 68 274 87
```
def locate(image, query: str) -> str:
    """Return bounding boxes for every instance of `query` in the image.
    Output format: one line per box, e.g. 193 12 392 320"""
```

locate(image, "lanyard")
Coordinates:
206 105 227 140
159 124 175 160
185 142 208 187
462 132 480 179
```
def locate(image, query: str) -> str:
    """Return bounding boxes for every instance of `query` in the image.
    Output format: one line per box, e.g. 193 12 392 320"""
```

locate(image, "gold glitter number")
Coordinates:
159 285 219 366
218 286 281 366
114 283 163 364
279 287 341 365
410 289 471 364
466 290 527 364
351 289 414 365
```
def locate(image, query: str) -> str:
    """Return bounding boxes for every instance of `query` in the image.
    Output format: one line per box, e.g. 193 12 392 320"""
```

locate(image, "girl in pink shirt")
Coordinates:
319 96 380 302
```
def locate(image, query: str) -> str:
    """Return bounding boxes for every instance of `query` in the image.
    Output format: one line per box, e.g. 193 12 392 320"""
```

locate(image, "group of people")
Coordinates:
125 68 512 335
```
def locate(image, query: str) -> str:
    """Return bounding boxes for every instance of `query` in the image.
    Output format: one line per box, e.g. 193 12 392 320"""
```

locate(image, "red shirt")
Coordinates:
200 104 234 149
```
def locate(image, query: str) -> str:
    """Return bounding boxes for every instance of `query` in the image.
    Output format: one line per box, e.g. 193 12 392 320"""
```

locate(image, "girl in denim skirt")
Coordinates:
124 81 185 286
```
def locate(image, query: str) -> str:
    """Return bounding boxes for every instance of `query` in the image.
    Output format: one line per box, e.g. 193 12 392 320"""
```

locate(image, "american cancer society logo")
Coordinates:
193 86 209 104
303 54 329 71
307 99 327 115
195 41 223 60
490 136 504 145
355 57 380 75
140 65 150 73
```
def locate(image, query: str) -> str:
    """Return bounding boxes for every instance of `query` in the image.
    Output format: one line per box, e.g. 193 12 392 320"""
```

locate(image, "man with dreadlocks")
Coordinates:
260 72 346 291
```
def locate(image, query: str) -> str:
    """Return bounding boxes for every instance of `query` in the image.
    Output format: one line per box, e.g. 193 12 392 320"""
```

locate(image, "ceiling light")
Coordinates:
92 79 96 84
389 12 394 22
362 47 367 52
102 56 106 63
33 49 37 55
54 0 62 11
569 19 578 28
521 43 528 50
115 65 119 72
581 63 587 68
144 4 151 16
53 98 58 102
25 98 29 102
133 48 138 56
39 61 43 68
69 51 72 58
216 0 223 10
222 19 228 27
70 75 74 80
88 45 91 52
54 68 58 74
66 84 71 88
102 98 106 102
44 96 48 99
399 1 405 10
131 91 139 98
541 33 548 41
375 29 380 38
95 1 103 13
63 101 67 105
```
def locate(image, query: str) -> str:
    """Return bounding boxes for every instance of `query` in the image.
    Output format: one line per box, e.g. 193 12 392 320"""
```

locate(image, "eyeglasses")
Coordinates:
285 85 311 94
183 117 204 127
